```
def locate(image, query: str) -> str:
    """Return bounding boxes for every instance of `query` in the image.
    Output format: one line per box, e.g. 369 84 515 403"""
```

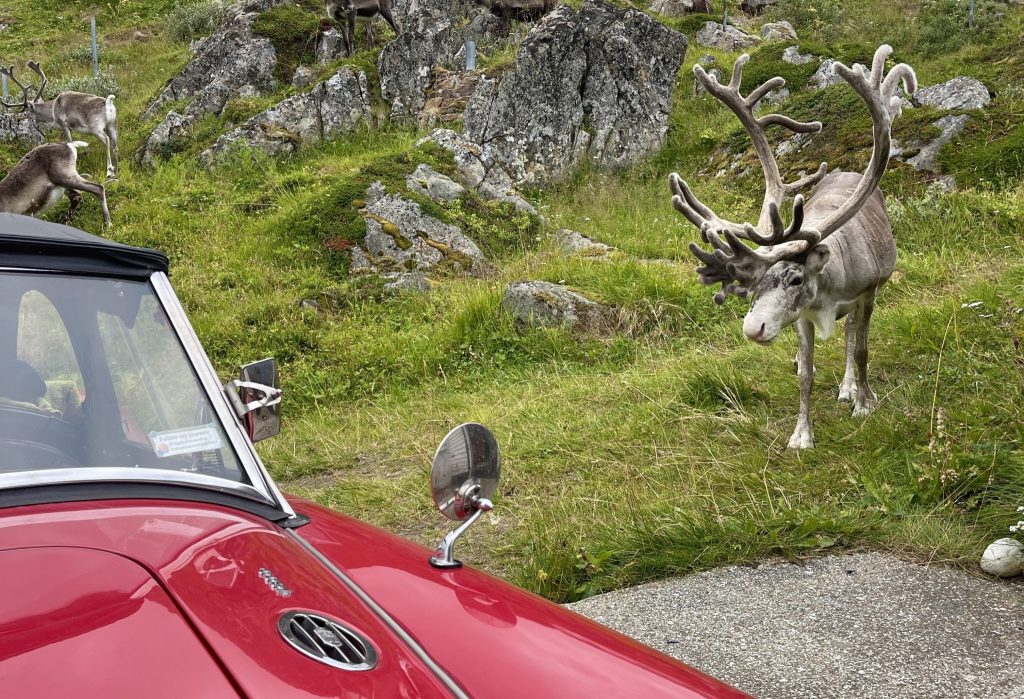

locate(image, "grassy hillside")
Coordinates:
2 0 1021 601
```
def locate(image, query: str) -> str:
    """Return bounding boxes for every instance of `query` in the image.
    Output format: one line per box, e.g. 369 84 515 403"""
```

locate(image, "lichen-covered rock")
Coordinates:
913 76 991 111
201 68 371 161
140 110 190 167
502 281 614 331
292 65 315 88
362 181 484 273
761 20 796 42
0 113 44 146
143 0 280 121
406 163 466 202
316 29 347 64
419 128 538 214
419 68 483 129
463 0 688 187
648 0 695 17
808 58 843 89
695 21 760 50
782 45 814 65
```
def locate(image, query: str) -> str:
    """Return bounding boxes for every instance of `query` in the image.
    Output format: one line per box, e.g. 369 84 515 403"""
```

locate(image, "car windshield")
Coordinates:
0 271 247 483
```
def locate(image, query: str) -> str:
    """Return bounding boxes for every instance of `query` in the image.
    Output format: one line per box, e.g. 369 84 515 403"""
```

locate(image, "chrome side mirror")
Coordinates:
429 423 500 569
226 358 282 442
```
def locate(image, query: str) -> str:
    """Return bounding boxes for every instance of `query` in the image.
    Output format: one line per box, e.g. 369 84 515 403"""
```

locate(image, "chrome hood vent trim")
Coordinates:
278 611 379 671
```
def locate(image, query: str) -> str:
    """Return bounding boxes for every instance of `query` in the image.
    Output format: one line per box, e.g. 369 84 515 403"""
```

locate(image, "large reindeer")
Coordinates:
670 45 916 449
1 62 119 178
0 142 111 229
325 0 401 57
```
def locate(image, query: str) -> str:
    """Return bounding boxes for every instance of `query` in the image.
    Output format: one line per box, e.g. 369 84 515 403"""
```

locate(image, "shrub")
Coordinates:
914 0 1003 57
166 1 225 43
50 70 121 97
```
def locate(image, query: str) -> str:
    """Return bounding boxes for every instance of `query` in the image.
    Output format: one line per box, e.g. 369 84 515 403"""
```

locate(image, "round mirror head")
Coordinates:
431 423 500 521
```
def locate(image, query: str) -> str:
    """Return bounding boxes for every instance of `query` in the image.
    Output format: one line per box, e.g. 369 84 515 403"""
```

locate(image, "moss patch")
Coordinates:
252 3 322 83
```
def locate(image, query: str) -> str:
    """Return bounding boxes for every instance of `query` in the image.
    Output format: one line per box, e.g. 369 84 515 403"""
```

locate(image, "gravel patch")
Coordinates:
568 552 1024 698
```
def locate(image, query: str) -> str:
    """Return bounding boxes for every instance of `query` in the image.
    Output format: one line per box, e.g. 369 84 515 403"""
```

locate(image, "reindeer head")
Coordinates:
0 61 48 115
670 46 917 345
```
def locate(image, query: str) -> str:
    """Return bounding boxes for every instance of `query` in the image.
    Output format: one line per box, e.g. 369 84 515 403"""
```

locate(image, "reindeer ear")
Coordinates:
805 245 830 276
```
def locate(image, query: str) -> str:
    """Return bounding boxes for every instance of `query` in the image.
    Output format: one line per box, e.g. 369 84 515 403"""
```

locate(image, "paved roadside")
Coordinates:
568 552 1024 699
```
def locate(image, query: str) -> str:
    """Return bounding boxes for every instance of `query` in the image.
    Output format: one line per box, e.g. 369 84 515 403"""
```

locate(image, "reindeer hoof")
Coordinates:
787 425 815 449
852 393 877 417
838 381 857 403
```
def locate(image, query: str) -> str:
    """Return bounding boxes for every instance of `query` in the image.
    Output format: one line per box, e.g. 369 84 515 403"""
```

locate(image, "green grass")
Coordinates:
2 0 1022 603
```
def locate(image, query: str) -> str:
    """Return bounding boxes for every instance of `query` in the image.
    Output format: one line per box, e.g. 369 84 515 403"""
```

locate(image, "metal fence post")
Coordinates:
91 16 99 77
465 40 476 71
1 73 7 102
968 0 975 28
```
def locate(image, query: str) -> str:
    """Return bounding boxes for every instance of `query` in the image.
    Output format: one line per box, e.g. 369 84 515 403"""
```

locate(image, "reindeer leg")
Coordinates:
63 189 82 223
788 318 816 449
93 130 114 180
852 293 877 417
107 122 119 178
838 310 858 402
365 22 375 51
53 174 110 229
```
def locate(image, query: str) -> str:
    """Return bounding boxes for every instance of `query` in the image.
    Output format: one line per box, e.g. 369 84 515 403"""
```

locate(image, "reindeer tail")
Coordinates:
105 95 117 121
68 140 90 155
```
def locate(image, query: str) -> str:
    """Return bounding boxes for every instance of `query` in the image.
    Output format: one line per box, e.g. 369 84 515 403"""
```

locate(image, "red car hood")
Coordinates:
0 498 747 698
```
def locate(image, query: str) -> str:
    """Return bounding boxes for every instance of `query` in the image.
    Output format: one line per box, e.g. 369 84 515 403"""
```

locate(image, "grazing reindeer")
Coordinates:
670 45 916 449
0 141 111 229
0 62 119 178
325 0 401 57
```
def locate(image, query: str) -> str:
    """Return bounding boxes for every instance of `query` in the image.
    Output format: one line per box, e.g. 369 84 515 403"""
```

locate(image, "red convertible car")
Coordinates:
0 213 748 698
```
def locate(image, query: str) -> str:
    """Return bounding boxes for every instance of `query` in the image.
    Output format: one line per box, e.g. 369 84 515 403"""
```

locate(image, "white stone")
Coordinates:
980 538 1024 578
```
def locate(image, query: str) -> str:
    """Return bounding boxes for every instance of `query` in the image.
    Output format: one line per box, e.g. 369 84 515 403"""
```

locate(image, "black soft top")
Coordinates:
0 213 169 279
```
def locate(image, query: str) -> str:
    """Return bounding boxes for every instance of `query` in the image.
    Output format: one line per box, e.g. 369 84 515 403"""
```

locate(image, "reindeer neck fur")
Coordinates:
795 170 896 338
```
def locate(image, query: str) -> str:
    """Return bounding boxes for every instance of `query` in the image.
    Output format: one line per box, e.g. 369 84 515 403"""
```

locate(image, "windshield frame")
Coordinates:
0 269 299 524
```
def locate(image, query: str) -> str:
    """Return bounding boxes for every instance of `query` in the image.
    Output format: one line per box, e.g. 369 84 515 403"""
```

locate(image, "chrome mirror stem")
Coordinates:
429 498 492 569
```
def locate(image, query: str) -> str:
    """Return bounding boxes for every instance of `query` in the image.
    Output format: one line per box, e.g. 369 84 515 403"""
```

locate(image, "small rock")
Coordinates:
553 229 613 257
695 21 760 51
761 21 797 42
131 30 153 42
649 0 695 17
384 272 432 292
694 67 722 98
980 538 1024 578
502 281 615 332
298 298 321 311
316 28 347 65
140 110 191 166
698 54 717 67
754 86 789 111
808 58 844 90
782 45 814 65
292 65 315 89
913 76 991 111
406 163 466 203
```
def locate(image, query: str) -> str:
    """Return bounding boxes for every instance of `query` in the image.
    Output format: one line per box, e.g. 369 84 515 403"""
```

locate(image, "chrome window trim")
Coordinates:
0 467 273 504
149 272 298 520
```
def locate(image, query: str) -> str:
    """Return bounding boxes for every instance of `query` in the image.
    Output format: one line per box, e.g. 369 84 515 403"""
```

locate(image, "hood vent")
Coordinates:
278 611 378 671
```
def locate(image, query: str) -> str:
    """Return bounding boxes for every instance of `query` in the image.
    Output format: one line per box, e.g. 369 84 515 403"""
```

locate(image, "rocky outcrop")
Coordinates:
502 281 614 331
140 111 190 166
143 0 280 122
421 129 538 214
0 113 43 146
201 68 371 162
913 76 991 111
782 45 814 65
808 58 843 89
761 21 797 42
462 1 688 187
419 68 483 129
358 181 485 275
695 21 760 50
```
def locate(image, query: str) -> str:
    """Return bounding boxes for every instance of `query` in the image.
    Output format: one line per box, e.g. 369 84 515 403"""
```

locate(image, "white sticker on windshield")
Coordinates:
149 424 223 458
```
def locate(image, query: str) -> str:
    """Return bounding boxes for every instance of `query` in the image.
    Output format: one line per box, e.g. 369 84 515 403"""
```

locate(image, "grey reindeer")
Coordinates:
1 62 119 178
0 141 111 228
670 45 917 449
325 0 401 57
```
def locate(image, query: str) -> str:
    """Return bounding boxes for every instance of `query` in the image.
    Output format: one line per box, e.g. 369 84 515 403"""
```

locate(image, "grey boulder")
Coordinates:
406 163 466 202
761 20 797 42
914 76 991 111
0 113 44 146
695 21 760 50
502 281 615 331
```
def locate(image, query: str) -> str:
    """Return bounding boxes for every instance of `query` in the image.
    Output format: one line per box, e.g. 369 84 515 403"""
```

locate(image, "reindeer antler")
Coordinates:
673 45 916 303
26 60 47 101
0 62 46 112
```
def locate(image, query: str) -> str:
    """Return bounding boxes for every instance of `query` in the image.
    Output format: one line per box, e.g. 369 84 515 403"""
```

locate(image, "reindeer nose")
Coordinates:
745 322 766 341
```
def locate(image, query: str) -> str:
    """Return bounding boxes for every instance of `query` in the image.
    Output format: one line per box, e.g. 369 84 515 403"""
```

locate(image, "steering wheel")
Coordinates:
0 439 83 471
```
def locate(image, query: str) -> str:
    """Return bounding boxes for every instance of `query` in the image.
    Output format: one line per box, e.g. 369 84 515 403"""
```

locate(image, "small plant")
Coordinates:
914 0 1003 57
166 1 225 43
